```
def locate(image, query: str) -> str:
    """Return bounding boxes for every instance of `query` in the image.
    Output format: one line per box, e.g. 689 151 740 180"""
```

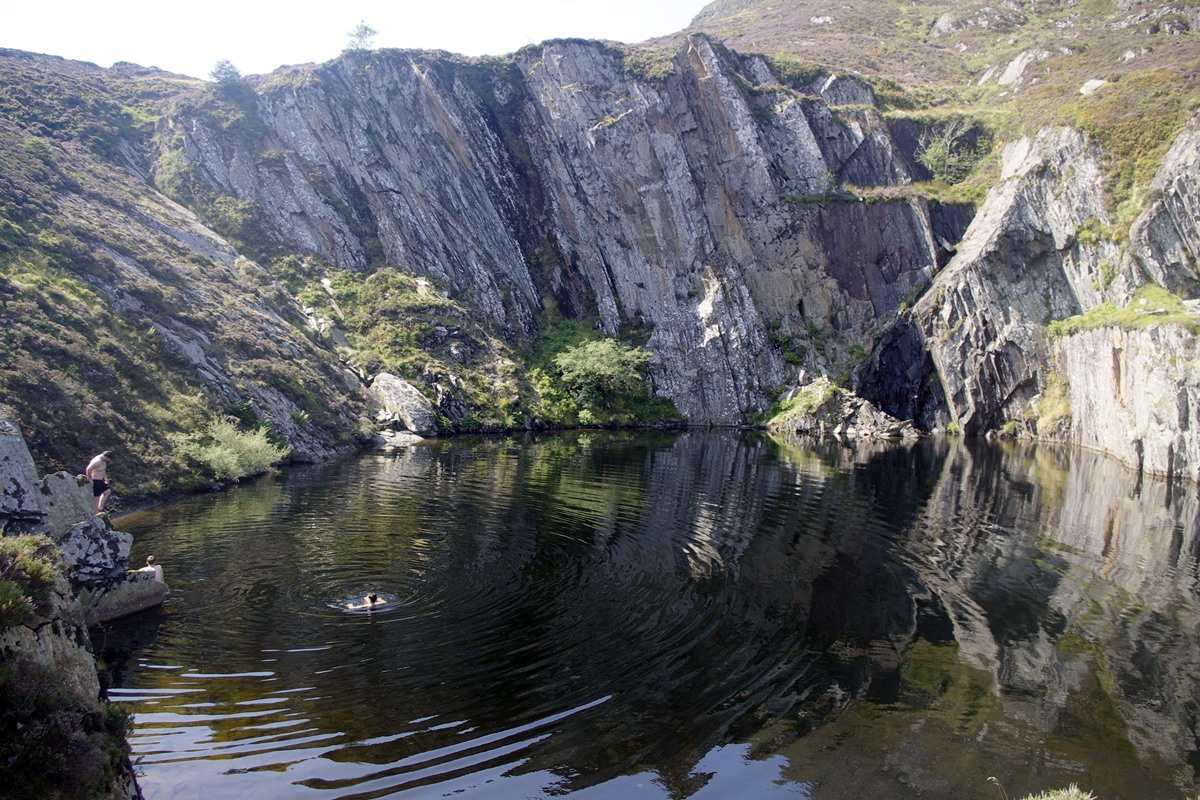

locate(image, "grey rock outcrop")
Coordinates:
370 372 439 436
2 405 167 621
79 571 170 627
161 36 969 424
1126 118 1200 299
862 117 1200 481
1 408 45 527
911 128 1110 433
38 471 94 541
0 574 101 705
1059 324 1200 483
1 407 144 797
769 376 921 441
57 516 134 587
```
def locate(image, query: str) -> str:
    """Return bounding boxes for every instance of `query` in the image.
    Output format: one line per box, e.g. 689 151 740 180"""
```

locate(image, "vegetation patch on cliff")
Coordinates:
525 300 678 427
0 534 58 628
1048 284 1200 337
0 656 133 800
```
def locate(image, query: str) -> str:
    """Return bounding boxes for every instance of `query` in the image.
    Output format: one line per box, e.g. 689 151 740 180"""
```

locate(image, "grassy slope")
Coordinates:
0 53 364 497
686 0 1200 220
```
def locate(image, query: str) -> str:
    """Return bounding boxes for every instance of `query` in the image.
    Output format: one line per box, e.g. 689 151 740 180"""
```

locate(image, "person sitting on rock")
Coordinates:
138 554 164 583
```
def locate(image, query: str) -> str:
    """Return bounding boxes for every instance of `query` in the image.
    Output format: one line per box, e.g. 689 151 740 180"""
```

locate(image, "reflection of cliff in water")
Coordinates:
769 436 1200 799
104 432 1200 799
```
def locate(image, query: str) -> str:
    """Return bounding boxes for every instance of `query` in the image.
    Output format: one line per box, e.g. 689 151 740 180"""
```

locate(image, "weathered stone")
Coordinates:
370 373 439 436
1127 118 1200 299
0 576 100 707
0 405 45 525
372 430 427 452
56 516 133 587
38 471 93 538
1059 325 1200 483
80 571 170 625
769 377 921 441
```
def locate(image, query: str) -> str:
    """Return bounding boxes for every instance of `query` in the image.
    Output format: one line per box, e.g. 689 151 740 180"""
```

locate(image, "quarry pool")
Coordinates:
100 431 1200 800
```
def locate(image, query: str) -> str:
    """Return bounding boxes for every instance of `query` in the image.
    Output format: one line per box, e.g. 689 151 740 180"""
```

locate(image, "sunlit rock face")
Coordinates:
862 120 1200 481
163 36 966 424
159 34 1200 455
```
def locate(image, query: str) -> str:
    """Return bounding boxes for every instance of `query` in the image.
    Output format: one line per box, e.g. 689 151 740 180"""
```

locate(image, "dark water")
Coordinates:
99 431 1200 800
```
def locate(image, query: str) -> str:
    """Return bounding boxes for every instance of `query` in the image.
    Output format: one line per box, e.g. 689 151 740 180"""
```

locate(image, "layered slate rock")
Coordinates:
162 36 969 424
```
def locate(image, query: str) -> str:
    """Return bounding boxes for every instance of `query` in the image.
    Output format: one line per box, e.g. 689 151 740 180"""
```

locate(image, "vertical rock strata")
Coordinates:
865 120 1200 481
150 36 1200 476
164 36 958 423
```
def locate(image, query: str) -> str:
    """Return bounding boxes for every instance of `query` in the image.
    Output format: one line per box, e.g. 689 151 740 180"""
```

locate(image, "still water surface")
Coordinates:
101 431 1200 800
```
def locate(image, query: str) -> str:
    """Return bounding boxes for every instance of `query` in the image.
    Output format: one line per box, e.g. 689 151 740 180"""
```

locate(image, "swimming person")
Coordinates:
347 593 386 610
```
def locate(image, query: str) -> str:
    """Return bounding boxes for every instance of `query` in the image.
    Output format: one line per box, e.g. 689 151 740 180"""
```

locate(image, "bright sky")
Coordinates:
4 0 709 81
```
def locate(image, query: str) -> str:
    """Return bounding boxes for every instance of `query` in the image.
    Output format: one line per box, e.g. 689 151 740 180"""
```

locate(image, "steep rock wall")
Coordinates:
0 406 142 798
865 129 1116 434
864 119 1200 482
163 36 968 423
1058 323 1200 483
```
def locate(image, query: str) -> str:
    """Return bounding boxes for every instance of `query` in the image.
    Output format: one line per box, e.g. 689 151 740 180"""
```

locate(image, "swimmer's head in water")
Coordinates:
368 593 379 604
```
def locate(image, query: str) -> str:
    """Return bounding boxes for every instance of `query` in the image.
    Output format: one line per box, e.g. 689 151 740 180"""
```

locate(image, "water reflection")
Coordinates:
102 432 1200 800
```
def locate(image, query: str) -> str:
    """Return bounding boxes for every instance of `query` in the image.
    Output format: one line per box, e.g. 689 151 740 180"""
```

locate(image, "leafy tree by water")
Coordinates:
554 338 650 406
538 338 676 425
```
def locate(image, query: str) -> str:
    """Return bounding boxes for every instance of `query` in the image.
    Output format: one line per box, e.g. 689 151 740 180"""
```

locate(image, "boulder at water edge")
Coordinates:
370 372 438 436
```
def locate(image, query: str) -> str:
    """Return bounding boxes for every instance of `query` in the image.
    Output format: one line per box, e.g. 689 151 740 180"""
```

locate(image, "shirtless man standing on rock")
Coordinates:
86 450 113 514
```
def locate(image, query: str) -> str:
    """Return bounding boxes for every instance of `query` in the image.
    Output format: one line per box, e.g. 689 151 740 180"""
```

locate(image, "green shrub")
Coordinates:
917 118 990 184
554 339 651 406
0 535 60 629
531 337 677 426
171 419 290 481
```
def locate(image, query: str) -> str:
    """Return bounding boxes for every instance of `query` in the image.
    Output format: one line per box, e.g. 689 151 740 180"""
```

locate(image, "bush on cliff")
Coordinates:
0 657 133 800
0 534 59 629
170 418 290 483
534 338 676 426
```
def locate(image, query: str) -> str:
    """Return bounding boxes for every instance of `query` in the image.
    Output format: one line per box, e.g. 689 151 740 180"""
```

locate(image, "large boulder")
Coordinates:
80 571 170 625
370 373 439 436
0 405 45 528
38 471 93 538
56 516 133 587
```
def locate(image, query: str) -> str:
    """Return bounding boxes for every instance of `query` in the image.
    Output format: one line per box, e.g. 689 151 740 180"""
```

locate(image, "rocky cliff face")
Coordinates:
863 119 1200 481
162 36 967 424
2 23 1198 486
1 406 143 798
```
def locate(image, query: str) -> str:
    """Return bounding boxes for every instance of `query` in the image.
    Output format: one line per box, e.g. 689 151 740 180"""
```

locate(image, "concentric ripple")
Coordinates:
102 432 1200 800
